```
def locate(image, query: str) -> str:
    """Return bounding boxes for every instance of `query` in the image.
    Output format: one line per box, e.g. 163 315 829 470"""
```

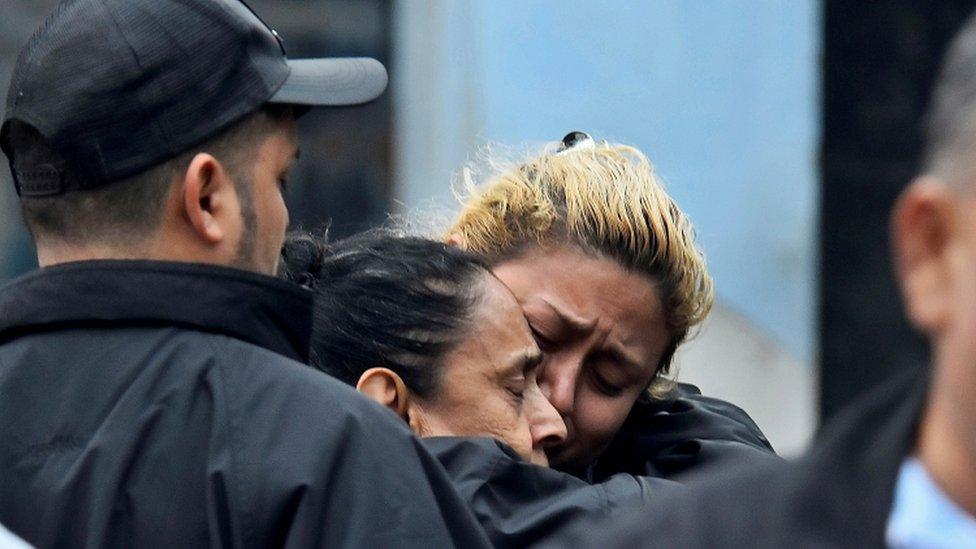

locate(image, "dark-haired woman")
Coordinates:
283 229 566 465
281 230 683 548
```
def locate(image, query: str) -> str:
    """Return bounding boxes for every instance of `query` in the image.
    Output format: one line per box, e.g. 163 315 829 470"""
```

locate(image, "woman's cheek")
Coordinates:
503 414 536 461
575 391 632 447
490 399 535 461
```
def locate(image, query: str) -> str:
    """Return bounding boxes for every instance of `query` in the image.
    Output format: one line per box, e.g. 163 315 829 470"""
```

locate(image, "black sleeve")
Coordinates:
589 383 781 482
425 437 684 549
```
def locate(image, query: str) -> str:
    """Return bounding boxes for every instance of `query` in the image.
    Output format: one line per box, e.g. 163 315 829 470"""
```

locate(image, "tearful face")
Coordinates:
491 245 671 472
412 274 568 466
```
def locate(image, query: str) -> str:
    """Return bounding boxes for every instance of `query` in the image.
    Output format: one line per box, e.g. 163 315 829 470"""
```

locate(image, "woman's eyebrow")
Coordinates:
602 342 644 374
539 298 593 332
537 298 647 373
521 349 543 374
502 348 542 379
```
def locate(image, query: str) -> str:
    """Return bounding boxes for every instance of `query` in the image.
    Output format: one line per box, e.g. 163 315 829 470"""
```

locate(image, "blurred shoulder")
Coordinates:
550 457 796 549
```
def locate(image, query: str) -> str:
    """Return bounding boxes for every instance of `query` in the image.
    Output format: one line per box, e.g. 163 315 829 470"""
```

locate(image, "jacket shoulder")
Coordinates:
592 384 778 481
577 371 927 549
204 337 493 547
209 333 416 438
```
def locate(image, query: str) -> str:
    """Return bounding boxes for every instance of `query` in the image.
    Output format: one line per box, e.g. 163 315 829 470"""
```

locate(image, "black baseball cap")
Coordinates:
0 0 388 197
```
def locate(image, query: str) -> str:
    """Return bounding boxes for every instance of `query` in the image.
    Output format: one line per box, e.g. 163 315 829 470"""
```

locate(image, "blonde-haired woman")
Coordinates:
448 132 776 479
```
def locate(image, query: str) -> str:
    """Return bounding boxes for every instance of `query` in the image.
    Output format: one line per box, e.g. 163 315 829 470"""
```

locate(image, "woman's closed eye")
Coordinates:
506 379 527 403
588 369 625 397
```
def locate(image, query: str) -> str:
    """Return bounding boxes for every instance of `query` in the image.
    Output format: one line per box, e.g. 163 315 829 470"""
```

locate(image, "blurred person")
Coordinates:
446 133 777 481
0 1 491 547
281 229 685 547
547 13 976 549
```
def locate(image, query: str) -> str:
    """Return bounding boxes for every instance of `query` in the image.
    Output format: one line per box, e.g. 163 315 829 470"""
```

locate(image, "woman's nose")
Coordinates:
538 357 579 416
527 384 568 448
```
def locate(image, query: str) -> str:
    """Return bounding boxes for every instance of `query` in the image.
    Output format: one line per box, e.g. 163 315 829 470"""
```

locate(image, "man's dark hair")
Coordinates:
8 105 289 246
280 229 491 397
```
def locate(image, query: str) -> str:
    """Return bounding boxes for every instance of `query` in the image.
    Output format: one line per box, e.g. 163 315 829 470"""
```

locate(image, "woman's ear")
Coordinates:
445 233 467 249
356 368 411 421
182 152 229 245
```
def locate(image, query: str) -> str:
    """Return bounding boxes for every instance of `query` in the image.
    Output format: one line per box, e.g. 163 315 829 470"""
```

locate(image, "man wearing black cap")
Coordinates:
0 1 490 547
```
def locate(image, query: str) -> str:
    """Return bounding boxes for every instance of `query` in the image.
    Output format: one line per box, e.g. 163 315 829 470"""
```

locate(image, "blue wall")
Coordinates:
397 1 820 364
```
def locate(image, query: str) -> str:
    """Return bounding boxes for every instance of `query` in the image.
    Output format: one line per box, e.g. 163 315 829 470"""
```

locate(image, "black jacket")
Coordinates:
548 368 927 548
587 383 779 482
424 437 685 548
423 385 778 549
0 261 491 548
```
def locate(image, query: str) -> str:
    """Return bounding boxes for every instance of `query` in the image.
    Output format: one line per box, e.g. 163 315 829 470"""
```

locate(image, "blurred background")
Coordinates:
2 1 970 455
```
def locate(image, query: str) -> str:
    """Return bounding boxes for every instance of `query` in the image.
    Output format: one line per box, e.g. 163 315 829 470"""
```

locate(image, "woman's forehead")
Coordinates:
491 248 669 367
494 247 659 310
446 274 540 374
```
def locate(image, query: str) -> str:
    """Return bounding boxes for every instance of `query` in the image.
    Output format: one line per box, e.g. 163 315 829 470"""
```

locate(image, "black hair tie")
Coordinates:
557 131 595 154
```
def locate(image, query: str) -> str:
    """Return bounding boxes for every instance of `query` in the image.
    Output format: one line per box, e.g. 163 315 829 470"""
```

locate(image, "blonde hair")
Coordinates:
448 140 714 395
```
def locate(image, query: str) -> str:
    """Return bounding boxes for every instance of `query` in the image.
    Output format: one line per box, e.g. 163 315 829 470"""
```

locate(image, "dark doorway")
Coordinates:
820 1 976 419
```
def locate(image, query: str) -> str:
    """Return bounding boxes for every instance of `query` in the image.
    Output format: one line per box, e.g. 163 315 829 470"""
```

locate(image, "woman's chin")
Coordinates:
546 445 586 473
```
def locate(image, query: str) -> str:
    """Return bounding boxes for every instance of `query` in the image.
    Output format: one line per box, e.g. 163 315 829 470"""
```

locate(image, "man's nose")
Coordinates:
527 385 568 448
538 357 579 416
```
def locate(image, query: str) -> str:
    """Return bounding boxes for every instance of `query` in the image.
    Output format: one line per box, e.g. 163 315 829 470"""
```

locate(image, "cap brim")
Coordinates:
270 58 388 107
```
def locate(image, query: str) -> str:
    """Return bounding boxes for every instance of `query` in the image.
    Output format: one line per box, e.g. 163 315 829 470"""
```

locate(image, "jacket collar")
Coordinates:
0 260 313 363
796 366 929 546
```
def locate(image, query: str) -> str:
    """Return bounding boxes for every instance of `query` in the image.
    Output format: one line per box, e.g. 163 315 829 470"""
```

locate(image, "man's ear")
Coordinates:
182 152 230 244
356 368 411 421
892 176 957 334
445 233 467 249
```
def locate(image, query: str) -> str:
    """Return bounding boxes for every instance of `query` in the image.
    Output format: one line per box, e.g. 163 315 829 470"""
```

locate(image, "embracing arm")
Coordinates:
424 437 684 549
